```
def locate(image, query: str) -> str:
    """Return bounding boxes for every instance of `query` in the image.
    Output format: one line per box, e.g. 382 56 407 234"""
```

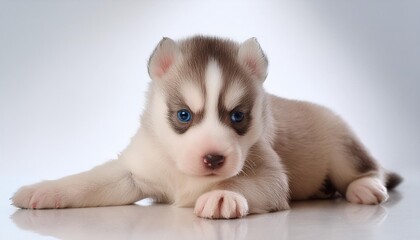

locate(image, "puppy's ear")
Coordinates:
238 38 268 82
148 37 181 80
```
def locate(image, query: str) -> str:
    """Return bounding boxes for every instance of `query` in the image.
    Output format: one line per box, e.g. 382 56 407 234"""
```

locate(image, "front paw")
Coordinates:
194 190 249 219
12 182 65 209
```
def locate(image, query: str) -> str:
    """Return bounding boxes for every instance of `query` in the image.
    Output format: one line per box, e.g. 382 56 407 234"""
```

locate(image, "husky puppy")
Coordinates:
12 36 402 219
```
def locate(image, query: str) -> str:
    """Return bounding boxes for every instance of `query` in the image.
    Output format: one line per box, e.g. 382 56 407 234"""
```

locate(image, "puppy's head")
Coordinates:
146 36 268 179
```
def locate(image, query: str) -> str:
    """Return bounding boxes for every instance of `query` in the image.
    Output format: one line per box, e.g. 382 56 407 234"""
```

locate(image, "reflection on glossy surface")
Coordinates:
11 194 401 240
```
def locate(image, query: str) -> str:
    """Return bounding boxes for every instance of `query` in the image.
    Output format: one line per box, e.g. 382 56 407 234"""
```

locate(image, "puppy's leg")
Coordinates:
194 143 290 219
329 137 394 205
12 160 147 209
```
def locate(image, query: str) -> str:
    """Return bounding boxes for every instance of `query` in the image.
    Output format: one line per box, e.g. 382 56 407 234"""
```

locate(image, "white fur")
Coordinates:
205 60 223 120
224 81 246 111
121 88 222 206
12 160 142 209
181 82 204 113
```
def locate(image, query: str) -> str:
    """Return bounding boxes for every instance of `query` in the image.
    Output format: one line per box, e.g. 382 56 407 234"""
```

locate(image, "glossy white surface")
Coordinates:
3 181 419 240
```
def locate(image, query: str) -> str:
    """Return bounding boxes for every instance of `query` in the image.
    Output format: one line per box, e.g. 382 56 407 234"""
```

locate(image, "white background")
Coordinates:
1 1 419 238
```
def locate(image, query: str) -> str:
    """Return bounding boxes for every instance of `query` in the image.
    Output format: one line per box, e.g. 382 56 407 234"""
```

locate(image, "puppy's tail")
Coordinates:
385 172 403 190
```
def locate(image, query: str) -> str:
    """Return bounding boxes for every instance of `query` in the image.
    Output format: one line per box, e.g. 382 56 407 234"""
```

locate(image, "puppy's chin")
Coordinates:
181 169 241 180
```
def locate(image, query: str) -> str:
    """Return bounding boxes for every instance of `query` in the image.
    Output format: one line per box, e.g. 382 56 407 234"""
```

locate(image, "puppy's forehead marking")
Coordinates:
224 81 247 111
169 36 258 136
180 82 204 113
205 60 223 119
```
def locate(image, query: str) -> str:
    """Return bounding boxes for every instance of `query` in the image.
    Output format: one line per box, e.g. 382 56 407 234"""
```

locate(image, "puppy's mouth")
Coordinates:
205 172 219 177
196 168 229 178
201 166 241 178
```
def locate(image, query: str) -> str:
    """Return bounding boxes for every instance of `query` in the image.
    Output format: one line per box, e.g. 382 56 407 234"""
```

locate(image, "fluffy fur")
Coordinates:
12 36 402 219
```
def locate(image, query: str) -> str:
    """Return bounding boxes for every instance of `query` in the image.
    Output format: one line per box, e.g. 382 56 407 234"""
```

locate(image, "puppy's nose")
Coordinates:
203 154 225 170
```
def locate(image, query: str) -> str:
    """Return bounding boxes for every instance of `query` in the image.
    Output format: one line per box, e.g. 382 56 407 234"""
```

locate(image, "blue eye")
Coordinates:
177 109 192 123
230 111 244 123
